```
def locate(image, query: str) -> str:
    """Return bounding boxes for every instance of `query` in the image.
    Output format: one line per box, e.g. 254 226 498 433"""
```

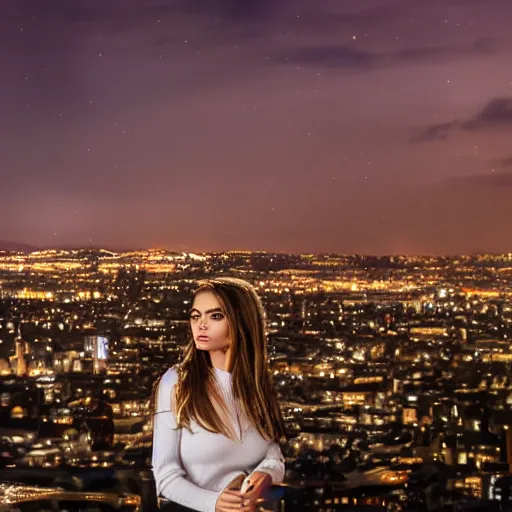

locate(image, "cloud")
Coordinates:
469 37 495 54
141 0 400 26
135 0 283 21
410 120 459 143
182 0 277 19
462 98 512 130
447 171 512 188
276 45 378 69
446 0 510 5
330 4 399 24
274 38 495 70
413 97 512 142
289 4 400 32
489 155 512 168
1 0 277 32
394 46 456 62
500 156 512 168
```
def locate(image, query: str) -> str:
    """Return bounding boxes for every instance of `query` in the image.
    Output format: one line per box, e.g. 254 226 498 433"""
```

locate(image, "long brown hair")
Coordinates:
172 277 286 442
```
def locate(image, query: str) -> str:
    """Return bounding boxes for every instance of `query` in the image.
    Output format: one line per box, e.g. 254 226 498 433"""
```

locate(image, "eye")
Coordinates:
189 314 200 320
211 313 224 320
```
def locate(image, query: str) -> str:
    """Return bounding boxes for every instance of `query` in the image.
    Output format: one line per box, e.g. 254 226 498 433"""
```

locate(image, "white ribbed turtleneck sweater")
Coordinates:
151 366 285 512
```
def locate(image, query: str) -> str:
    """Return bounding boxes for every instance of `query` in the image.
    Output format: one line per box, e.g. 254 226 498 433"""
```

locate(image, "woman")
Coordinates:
152 277 286 512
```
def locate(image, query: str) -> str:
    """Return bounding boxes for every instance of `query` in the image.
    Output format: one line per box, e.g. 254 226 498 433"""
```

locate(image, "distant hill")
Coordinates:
0 240 38 253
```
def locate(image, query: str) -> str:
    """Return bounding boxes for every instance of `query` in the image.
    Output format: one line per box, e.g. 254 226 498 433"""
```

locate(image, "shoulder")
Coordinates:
155 365 180 413
159 365 180 390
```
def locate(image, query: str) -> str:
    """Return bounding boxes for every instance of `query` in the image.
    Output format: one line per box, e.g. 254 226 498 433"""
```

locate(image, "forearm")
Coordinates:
155 465 220 512
155 467 247 512
249 441 286 484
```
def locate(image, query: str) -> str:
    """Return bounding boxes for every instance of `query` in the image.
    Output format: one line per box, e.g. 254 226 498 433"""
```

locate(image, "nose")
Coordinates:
198 317 207 330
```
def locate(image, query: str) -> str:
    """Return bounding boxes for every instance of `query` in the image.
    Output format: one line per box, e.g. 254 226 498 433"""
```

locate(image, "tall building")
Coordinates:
84 335 109 374
9 324 28 377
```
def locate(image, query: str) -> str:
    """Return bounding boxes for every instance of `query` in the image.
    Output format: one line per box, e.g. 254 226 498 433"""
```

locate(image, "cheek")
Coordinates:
224 323 231 342
213 321 230 340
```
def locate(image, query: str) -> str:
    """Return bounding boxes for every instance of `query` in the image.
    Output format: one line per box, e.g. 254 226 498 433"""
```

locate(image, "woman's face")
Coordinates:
190 290 231 352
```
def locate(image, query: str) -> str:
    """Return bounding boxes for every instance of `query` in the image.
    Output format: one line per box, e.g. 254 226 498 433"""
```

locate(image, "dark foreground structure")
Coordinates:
4 466 512 512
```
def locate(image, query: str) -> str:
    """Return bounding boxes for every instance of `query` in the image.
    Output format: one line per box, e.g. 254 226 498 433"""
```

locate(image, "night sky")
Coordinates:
1 0 512 255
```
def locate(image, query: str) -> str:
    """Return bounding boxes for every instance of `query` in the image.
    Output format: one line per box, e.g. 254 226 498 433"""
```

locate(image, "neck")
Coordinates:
209 347 232 372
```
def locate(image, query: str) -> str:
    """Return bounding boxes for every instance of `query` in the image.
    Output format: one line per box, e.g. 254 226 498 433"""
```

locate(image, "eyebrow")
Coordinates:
189 307 224 314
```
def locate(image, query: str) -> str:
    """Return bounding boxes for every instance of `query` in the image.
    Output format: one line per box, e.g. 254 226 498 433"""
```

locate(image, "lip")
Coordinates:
197 336 209 342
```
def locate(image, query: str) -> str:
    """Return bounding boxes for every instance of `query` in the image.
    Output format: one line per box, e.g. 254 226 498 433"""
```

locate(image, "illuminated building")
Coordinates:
8 324 29 377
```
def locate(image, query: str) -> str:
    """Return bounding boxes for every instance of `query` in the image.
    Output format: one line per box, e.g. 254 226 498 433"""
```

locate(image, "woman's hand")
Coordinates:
240 471 272 507
225 473 246 491
215 488 254 511
215 474 252 512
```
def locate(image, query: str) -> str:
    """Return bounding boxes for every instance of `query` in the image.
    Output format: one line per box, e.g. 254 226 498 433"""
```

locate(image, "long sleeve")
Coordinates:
151 368 220 512
248 441 286 484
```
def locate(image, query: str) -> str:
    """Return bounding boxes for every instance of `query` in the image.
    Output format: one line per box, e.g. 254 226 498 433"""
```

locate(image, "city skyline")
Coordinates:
1 246 512 509
2 241 512 257
2 0 512 255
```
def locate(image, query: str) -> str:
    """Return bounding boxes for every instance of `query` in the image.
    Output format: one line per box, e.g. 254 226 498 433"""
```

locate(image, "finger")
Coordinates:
224 489 244 498
240 498 256 510
222 491 244 500
219 502 252 512
227 474 246 489
239 499 254 512
219 506 246 512
219 493 244 505
238 498 254 510
218 502 244 512
241 484 255 495
241 489 258 501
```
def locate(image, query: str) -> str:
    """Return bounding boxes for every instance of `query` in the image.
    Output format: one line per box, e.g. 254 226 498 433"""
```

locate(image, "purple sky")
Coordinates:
1 0 512 255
